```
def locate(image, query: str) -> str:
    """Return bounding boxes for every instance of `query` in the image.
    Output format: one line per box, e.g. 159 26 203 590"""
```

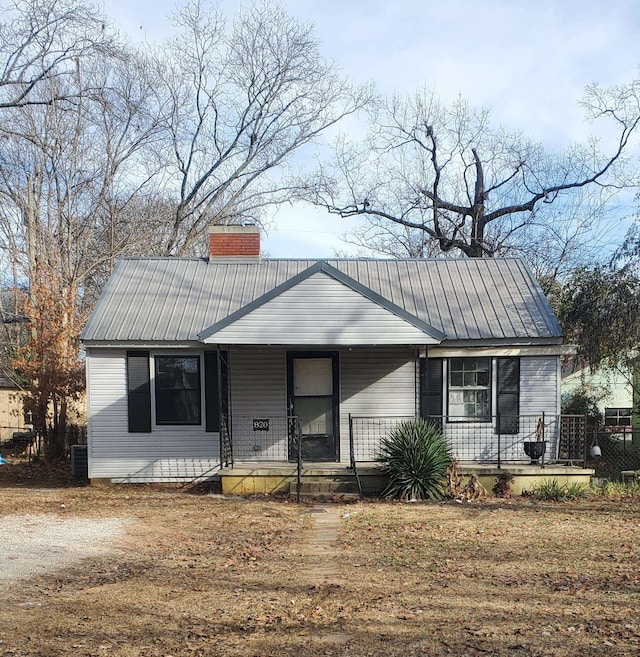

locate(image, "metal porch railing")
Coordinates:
219 414 302 500
348 414 588 474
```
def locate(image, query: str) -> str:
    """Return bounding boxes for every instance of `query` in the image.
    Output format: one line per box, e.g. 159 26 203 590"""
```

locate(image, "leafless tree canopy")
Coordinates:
0 0 112 109
152 0 370 255
302 87 640 275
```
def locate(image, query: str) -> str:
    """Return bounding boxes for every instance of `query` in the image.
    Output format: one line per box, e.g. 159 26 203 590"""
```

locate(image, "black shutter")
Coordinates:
204 351 228 432
420 357 443 425
497 357 520 434
126 351 151 433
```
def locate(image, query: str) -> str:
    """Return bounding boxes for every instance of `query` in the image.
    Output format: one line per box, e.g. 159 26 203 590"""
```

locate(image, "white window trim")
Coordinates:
446 356 493 423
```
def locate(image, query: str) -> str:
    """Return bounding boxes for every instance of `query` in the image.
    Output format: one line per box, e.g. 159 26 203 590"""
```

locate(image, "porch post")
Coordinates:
497 412 501 469
217 348 223 466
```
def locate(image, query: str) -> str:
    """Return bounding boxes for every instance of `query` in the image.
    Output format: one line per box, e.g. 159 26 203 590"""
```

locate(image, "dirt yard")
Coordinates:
1 463 639 656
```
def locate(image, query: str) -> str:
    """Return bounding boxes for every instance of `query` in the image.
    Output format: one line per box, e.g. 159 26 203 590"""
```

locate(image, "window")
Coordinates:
604 407 632 427
448 357 491 421
154 356 201 425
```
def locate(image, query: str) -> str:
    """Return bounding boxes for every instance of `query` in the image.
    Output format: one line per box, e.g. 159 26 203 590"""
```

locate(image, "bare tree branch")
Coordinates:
302 86 640 263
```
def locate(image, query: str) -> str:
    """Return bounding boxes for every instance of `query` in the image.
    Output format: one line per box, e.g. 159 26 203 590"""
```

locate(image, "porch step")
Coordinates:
289 479 360 499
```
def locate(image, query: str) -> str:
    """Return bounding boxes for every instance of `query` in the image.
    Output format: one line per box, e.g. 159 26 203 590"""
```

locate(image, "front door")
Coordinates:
287 352 339 461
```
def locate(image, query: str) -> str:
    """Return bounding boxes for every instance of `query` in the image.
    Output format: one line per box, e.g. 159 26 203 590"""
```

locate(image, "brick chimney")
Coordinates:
208 224 260 259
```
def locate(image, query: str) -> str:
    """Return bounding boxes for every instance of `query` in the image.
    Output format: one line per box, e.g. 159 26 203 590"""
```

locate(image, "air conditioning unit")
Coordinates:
71 444 88 479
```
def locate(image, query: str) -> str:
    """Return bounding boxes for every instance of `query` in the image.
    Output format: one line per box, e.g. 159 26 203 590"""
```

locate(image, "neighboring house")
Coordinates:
0 373 26 443
562 362 637 429
81 224 574 483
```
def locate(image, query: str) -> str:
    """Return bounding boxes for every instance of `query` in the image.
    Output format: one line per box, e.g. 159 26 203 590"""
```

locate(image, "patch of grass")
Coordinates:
526 479 589 501
593 477 640 499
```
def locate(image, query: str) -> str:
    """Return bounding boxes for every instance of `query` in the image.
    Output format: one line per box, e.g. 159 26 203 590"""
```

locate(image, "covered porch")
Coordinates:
218 412 594 498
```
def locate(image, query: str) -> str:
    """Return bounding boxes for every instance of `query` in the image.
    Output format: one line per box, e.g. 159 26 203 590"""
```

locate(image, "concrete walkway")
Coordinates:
304 504 342 585
302 505 353 648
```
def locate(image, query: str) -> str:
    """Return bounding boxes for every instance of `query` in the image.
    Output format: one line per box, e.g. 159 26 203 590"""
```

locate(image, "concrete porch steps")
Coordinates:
289 479 360 500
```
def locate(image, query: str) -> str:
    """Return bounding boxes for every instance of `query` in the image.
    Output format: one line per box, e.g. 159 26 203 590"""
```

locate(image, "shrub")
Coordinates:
592 478 640 498
492 472 515 498
560 385 604 429
378 419 451 500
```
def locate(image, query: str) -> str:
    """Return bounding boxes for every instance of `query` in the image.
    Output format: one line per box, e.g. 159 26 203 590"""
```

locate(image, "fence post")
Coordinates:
541 411 545 469
296 417 302 503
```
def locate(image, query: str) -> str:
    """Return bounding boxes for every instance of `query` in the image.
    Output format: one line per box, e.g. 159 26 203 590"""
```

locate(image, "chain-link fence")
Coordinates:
588 429 640 480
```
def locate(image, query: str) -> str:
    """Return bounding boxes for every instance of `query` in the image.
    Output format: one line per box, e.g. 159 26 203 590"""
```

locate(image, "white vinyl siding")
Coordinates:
520 356 559 415
229 347 289 460
86 347 562 476
86 348 219 482
229 346 417 463
340 348 416 462
205 272 436 345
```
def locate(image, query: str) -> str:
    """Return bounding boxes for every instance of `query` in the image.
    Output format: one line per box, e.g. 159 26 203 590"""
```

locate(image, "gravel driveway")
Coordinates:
0 514 130 589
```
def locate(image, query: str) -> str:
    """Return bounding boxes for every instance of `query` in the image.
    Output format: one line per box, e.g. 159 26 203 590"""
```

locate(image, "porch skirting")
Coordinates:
219 462 594 497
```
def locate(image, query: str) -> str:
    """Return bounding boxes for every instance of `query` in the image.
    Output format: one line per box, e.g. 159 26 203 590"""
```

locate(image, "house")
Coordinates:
562 361 637 429
81 224 581 488
0 373 27 444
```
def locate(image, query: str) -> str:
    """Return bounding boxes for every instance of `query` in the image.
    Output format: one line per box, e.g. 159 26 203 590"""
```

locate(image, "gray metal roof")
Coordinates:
81 257 563 344
0 372 18 388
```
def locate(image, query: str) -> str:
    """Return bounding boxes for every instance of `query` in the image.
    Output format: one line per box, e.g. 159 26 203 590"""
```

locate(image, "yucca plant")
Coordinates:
378 419 451 500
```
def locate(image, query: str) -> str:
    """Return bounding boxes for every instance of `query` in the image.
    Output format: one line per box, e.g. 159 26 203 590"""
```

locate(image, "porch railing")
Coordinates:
348 414 414 498
227 415 300 462
220 414 233 468
349 414 587 468
222 414 302 499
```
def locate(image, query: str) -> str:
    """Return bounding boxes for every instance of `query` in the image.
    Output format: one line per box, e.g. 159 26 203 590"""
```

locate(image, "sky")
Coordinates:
103 0 640 258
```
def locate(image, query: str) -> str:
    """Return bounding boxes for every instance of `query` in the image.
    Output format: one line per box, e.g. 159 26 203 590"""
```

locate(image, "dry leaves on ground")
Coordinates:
0 463 639 656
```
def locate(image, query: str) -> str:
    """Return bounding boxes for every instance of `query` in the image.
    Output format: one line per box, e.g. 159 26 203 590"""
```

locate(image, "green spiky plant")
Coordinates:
378 419 452 500
527 479 589 501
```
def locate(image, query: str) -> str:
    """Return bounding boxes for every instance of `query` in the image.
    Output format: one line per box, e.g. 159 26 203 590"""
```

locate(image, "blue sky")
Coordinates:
104 0 640 257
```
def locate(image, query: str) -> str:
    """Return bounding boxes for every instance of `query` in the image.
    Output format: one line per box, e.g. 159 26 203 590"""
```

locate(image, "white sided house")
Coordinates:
81 225 581 487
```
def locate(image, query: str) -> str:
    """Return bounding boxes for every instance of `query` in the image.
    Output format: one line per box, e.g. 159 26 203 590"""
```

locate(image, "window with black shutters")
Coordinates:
154 356 201 425
448 357 491 421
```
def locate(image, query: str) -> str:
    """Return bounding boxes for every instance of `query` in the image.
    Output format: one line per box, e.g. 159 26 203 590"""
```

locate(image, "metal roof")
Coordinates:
81 257 563 344
0 372 19 388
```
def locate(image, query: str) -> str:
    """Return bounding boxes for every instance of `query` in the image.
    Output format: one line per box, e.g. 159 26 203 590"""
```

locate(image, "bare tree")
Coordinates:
151 0 371 255
0 52 162 303
0 0 112 110
0 0 369 457
303 87 640 267
0 3 161 458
